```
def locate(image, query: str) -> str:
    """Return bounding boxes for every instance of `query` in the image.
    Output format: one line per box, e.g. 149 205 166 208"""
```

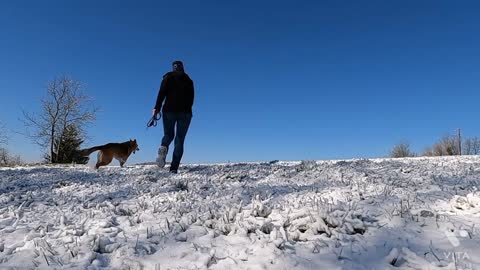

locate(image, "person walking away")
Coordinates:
153 60 194 173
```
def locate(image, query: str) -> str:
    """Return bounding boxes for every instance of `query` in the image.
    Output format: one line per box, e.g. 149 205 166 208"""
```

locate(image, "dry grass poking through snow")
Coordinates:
1 156 480 269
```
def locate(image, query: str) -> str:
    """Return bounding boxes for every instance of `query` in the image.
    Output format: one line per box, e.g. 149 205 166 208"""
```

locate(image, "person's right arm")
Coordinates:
188 79 195 110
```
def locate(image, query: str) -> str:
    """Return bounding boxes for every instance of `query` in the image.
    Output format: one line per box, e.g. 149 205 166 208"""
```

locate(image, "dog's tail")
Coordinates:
78 146 103 157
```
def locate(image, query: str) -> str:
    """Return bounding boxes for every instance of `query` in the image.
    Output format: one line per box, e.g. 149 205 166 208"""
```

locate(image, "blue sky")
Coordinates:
1 0 479 164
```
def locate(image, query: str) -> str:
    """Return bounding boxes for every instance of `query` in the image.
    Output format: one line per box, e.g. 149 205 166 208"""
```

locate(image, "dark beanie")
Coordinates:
172 60 184 72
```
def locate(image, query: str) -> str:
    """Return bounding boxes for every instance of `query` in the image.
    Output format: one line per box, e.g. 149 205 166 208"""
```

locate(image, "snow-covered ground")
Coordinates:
1 156 480 270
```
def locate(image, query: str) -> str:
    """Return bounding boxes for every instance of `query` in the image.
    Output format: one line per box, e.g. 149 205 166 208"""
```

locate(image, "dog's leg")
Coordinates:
95 151 103 169
95 151 113 169
119 156 129 167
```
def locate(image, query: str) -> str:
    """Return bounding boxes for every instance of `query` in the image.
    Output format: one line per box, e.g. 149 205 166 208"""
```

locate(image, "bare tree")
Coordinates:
422 146 435 157
390 141 415 158
0 147 23 167
0 148 8 165
0 121 7 146
463 137 480 155
422 135 460 156
0 122 23 167
440 135 460 155
22 76 98 163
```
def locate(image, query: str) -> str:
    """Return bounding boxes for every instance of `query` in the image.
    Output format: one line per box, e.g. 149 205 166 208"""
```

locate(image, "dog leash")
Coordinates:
147 114 161 129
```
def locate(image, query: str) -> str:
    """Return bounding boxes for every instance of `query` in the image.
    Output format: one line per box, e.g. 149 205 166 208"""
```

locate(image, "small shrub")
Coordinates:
390 141 415 158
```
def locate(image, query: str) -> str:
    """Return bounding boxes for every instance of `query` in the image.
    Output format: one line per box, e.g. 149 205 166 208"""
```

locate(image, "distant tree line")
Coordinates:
0 148 23 166
390 134 480 158
0 121 22 166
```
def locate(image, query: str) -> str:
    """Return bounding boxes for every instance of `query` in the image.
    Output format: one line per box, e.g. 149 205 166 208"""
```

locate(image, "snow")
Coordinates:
1 156 480 269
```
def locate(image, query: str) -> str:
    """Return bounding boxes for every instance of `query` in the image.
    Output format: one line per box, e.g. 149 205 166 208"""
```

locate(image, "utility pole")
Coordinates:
458 128 462 155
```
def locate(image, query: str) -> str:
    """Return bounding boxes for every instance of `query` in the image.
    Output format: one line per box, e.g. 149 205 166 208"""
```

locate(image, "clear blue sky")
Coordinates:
1 0 479 164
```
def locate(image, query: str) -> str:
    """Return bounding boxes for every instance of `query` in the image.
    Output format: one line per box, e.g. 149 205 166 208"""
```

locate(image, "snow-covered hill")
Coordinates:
1 156 480 269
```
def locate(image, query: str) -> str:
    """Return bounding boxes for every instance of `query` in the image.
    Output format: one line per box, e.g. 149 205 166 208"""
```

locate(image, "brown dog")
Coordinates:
79 139 139 169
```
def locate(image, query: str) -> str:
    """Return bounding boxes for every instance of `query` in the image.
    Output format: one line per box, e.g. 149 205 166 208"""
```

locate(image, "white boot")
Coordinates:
156 146 168 168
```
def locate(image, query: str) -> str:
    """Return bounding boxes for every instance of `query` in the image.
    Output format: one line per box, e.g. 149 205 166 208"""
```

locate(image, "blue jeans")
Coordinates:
161 112 192 170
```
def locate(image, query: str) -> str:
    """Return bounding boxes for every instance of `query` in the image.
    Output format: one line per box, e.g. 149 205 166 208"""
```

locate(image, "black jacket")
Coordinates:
154 71 194 113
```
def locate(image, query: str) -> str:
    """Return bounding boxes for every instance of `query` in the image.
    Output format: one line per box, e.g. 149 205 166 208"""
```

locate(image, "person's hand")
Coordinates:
152 109 161 120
